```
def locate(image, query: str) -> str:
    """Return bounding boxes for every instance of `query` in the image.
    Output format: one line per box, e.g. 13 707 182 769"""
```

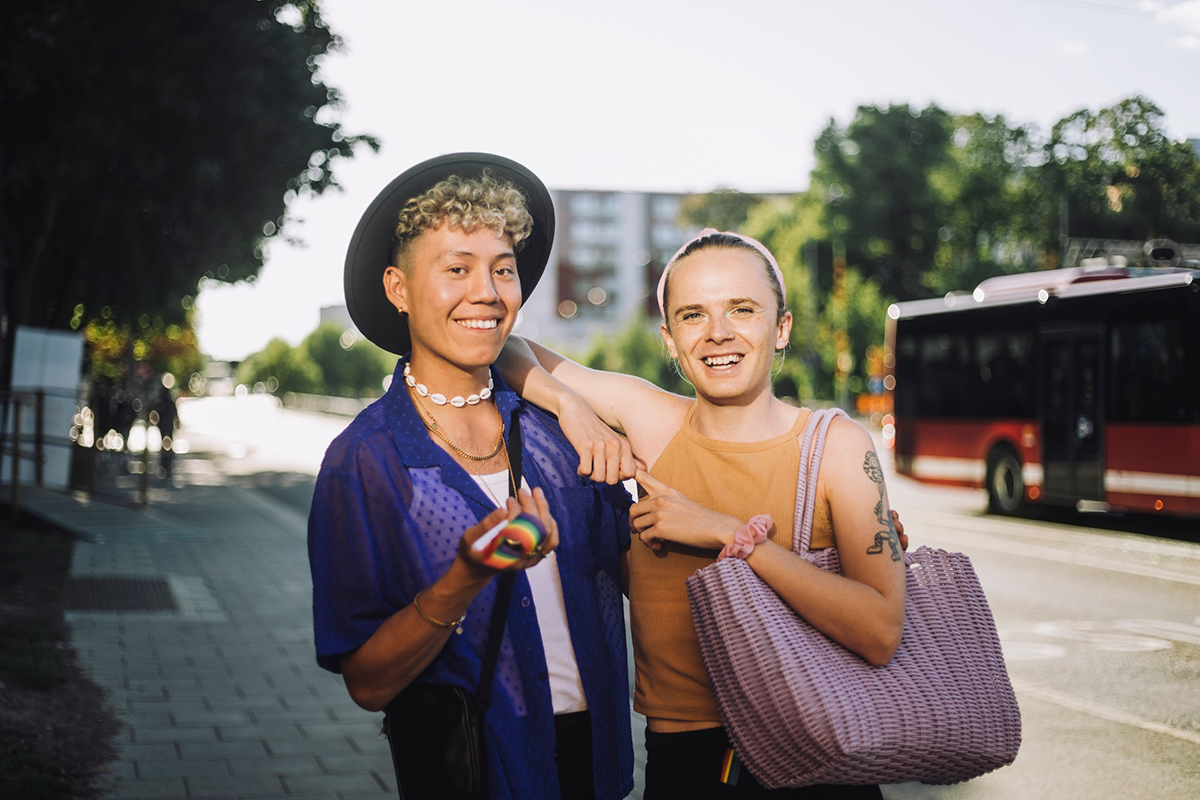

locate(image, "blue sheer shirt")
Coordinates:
308 357 633 800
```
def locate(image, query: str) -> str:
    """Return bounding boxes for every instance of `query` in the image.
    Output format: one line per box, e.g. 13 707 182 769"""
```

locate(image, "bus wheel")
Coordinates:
987 447 1024 515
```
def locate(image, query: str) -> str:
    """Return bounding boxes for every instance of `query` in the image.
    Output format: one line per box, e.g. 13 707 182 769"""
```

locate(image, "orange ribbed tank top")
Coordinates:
630 404 835 721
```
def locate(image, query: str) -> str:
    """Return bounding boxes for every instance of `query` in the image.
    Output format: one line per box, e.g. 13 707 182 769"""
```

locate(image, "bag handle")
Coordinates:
474 401 523 716
792 408 848 556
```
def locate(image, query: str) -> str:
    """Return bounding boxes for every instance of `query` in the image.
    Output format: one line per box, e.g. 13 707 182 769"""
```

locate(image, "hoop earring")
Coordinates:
772 344 789 378
661 340 694 389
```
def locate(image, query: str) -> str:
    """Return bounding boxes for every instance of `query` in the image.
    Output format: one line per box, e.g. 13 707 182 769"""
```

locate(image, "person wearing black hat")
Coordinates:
307 154 635 800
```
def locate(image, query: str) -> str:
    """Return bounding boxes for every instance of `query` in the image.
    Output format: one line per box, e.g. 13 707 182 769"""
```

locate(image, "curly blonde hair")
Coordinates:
391 169 534 270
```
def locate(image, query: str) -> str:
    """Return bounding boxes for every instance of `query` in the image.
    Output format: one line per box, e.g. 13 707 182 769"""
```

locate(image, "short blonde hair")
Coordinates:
391 169 533 270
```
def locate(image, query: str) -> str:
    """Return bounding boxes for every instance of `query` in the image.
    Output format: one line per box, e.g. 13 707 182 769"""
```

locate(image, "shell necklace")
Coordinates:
405 362 493 408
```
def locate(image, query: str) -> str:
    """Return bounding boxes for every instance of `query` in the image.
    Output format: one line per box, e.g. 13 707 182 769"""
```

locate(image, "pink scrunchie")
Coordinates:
717 515 773 561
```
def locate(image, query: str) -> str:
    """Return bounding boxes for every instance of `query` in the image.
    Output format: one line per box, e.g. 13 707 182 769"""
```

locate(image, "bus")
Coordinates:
886 261 1200 517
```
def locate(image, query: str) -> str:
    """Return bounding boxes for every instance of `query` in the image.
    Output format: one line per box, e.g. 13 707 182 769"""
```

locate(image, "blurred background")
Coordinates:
3 2 1200 799
4 0 1199 449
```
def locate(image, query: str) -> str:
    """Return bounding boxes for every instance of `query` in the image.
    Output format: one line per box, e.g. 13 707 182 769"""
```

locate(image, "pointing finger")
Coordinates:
634 468 668 497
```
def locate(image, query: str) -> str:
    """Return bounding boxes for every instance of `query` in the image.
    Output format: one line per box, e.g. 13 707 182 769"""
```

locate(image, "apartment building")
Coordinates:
513 190 695 348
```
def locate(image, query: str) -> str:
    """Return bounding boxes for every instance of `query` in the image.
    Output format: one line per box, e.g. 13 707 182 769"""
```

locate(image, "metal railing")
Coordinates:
0 389 47 518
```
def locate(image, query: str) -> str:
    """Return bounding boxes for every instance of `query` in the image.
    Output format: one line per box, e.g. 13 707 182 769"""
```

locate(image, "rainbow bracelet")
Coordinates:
472 512 547 569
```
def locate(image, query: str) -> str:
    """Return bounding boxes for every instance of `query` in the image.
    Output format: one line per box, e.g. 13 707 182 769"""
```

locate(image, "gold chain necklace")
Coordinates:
476 451 518 507
412 388 505 462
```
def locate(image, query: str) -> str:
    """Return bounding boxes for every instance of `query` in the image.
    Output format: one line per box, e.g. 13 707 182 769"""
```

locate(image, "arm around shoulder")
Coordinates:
497 336 675 437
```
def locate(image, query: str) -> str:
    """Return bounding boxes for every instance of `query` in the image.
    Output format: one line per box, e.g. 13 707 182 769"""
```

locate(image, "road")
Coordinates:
176 397 1200 798
882 473 1200 798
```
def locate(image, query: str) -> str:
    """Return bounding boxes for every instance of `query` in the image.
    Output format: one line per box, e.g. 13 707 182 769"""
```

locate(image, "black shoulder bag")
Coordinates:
382 407 522 800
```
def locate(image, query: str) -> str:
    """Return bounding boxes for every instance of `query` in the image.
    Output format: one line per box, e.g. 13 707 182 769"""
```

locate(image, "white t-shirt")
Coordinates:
472 471 588 714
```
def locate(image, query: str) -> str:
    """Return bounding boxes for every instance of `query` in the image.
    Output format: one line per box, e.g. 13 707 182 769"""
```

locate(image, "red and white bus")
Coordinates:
886 264 1200 517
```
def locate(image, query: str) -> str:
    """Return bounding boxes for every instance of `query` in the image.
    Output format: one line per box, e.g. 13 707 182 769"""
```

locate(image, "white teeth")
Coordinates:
704 355 742 367
458 319 498 330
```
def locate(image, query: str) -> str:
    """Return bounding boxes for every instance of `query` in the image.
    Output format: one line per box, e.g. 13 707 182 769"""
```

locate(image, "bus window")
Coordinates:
1110 322 1187 423
976 332 1035 418
904 329 1035 419
919 333 974 417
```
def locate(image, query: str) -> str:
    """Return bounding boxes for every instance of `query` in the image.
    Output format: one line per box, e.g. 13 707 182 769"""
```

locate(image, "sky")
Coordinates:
194 0 1200 361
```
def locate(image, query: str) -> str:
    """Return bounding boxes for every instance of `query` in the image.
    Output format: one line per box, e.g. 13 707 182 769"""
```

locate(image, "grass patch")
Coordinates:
0 621 66 689
0 518 72 690
0 510 119 799
0 732 73 800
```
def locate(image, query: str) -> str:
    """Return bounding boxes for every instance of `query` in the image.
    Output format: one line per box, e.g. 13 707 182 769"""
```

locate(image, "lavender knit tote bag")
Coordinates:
686 408 1021 788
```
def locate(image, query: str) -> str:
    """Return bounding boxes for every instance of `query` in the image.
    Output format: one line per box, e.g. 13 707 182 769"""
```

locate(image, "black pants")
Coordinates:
643 727 884 799
555 710 595 799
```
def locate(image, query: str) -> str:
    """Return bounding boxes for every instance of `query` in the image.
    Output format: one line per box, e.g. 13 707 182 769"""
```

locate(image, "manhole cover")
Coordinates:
65 577 179 612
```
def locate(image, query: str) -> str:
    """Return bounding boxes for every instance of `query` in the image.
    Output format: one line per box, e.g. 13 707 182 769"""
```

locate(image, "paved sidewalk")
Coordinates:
23 479 397 800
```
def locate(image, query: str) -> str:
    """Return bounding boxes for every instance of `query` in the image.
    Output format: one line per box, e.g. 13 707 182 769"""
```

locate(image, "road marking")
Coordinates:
1001 641 1066 660
1115 618 1200 647
1012 681 1200 746
1031 620 1171 651
910 520 1200 587
905 507 1200 561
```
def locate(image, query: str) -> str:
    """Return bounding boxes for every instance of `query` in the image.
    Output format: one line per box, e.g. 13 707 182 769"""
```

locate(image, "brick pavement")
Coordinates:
27 480 398 800
20 395 649 799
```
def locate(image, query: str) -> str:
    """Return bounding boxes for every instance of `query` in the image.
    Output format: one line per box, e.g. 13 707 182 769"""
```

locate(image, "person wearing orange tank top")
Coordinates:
498 230 907 798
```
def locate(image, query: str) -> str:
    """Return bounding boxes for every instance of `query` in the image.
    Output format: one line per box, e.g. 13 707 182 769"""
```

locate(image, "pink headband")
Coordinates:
656 228 786 320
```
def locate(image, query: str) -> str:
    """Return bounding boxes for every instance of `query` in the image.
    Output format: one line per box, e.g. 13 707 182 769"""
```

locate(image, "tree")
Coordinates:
923 113 1037 294
816 266 890 399
743 194 825 400
1025 96 1200 262
581 318 693 398
678 188 764 233
83 315 204 386
812 104 954 300
301 324 393 397
235 337 321 396
0 1 378 388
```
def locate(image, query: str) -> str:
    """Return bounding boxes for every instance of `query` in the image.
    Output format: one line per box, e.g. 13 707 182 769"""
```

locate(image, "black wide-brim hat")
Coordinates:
344 152 555 355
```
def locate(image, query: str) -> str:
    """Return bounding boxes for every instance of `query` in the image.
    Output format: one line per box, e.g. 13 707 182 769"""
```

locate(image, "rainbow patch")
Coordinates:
477 513 546 569
719 747 742 786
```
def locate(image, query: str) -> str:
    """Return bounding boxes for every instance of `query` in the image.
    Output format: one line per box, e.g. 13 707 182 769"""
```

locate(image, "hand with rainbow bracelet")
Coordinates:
471 512 547 568
458 487 559 574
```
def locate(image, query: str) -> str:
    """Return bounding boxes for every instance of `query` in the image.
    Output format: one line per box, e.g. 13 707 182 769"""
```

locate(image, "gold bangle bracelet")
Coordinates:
412 589 466 631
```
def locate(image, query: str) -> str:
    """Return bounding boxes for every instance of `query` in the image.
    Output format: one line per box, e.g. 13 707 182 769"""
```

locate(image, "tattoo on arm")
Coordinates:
863 452 902 562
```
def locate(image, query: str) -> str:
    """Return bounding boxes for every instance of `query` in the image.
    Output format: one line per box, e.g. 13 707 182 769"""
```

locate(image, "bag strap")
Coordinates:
474 401 523 716
791 408 848 556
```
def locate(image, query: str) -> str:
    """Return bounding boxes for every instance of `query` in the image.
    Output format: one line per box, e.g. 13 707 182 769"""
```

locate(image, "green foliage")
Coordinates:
743 196 824 400
817 267 890 392
82 315 204 384
301 324 394 397
236 324 395 397
235 337 322 395
923 113 1037 294
678 188 764 233
0 0 379 351
730 94 1200 401
580 319 693 398
812 103 954 300
1028 96 1200 261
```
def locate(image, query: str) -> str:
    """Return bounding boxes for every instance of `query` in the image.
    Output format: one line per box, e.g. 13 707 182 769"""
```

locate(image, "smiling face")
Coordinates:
660 247 791 405
384 222 521 378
